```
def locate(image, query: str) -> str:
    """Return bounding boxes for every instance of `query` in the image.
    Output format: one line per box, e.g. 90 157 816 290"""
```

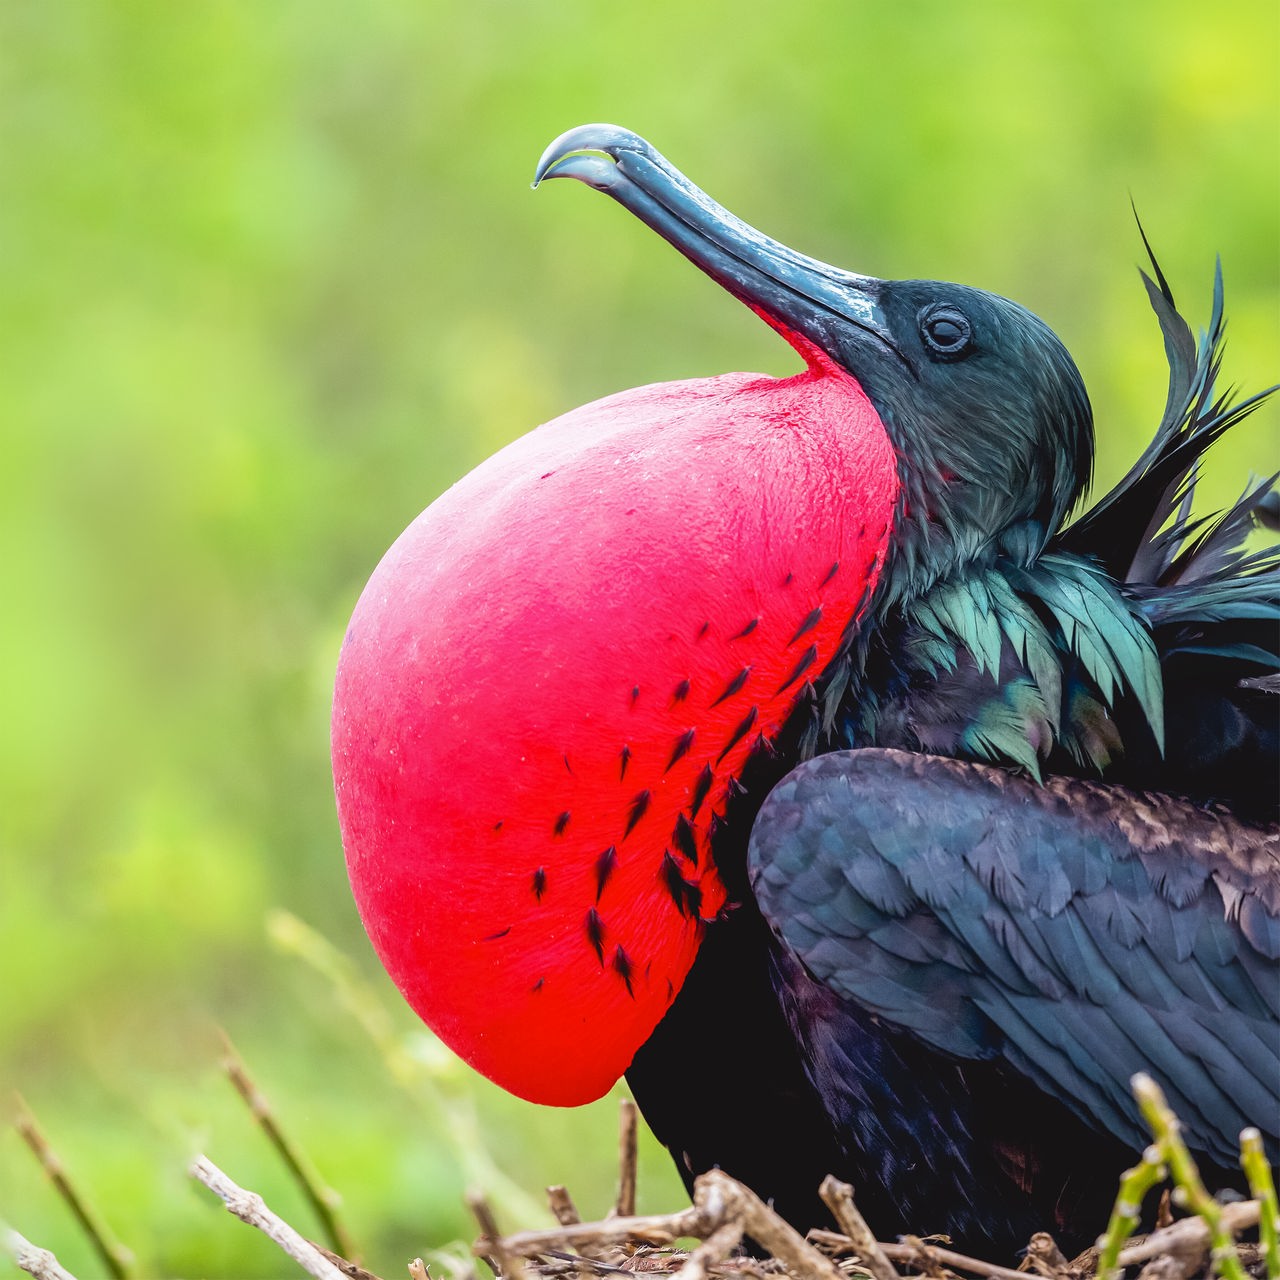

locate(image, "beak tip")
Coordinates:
533 122 650 188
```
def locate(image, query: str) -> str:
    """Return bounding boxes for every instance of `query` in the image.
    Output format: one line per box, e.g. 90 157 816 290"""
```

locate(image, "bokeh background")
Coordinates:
2 2 1276 1274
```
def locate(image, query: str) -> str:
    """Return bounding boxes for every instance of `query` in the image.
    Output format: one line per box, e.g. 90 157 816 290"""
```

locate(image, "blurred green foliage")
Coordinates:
0 1 1275 1274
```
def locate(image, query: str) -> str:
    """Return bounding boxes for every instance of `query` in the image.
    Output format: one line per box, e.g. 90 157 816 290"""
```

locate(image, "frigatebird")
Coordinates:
331 124 1279 1256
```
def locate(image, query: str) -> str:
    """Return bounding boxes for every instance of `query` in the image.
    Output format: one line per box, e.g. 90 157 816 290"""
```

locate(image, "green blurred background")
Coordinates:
1 2 1276 1274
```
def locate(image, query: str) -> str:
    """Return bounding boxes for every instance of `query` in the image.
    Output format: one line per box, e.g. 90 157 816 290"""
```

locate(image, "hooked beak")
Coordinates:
534 123 901 367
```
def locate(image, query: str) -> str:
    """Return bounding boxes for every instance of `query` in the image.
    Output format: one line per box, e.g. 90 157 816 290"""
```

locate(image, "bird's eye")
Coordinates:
919 306 973 360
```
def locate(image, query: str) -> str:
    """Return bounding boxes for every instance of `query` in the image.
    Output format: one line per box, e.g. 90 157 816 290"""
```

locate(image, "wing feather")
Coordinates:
749 748 1280 1166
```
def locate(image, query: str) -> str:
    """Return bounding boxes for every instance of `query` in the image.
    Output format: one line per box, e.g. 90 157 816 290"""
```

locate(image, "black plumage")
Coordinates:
630 249 1279 1254
749 752 1277 1246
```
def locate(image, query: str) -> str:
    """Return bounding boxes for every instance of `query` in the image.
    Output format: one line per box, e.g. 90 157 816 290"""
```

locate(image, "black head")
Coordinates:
845 279 1093 594
535 125 1094 597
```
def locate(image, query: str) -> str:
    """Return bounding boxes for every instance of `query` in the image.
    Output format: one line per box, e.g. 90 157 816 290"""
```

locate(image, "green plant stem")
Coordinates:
1094 1143 1166 1280
218 1029 359 1263
13 1098 135 1280
1240 1127 1279 1280
1131 1073 1248 1280
266 909 547 1228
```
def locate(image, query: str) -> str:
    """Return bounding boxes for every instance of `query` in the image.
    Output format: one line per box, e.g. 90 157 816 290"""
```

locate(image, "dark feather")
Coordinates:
1059 237 1277 583
748 750 1279 1173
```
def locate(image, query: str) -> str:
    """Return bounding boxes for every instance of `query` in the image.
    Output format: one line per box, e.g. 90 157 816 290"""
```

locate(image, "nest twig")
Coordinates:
4 943 1274 1280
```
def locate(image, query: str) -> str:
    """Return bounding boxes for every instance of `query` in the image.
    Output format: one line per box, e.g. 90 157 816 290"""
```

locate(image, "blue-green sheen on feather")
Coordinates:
960 680 1053 781
816 249 1274 812
1011 555 1164 751
875 554 1165 777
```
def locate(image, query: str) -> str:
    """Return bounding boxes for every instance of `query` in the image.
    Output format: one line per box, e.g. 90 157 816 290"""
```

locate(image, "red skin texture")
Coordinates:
332 355 899 1106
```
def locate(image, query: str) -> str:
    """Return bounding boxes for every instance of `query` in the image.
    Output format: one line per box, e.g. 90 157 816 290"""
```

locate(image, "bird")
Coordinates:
331 123 1279 1258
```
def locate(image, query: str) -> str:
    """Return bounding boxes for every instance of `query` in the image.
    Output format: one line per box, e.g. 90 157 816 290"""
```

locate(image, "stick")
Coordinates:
674 1217 744 1280
615 1099 638 1219
818 1176 898 1280
190 1154 352 1280
219 1029 359 1261
13 1096 134 1280
1021 1232 1071 1280
813 1229 1060 1280
4 1228 80 1280
503 1171 841 1275
499 1206 700 1254
877 1238 1049 1280
546 1186 581 1226
1116 1200 1259 1266
313 1241 387 1280
694 1170 844 1280
467 1190 528 1280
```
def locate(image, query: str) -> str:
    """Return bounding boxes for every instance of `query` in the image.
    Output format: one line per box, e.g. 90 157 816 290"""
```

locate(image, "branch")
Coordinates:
673 1216 743 1280
818 1175 899 1280
545 1185 581 1226
492 1169 841 1279
614 1098 638 1219
809 1228 1052 1280
878 1238 1047 1280
12 1096 134 1280
4 1228 80 1280
1116 1200 1260 1267
190 1154 363 1280
218 1028 358 1262
1021 1231 1071 1280
491 1206 697 1256
467 1190 529 1280
694 1169 843 1280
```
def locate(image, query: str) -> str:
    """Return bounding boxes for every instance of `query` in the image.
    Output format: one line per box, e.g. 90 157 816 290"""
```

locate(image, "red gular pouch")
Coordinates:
332 358 898 1106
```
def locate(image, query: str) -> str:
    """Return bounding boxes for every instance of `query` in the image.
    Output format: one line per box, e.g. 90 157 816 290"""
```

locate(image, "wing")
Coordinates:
748 748 1280 1166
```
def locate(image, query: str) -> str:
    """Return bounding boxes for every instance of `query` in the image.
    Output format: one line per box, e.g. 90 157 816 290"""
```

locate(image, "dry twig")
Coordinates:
191 1154 364 1280
268 910 547 1228
12 1096 134 1280
809 1229 1058 1280
469 1190 530 1280
673 1216 744 1280
4 1228 80 1280
219 1027 359 1262
547 1186 582 1227
313 1241 387 1280
489 1169 841 1280
880 1238 1035 1280
1115 1200 1260 1268
1020 1232 1071 1280
818 1175 898 1280
615 1099 638 1220
498 1208 697 1255
696 1169 842 1279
